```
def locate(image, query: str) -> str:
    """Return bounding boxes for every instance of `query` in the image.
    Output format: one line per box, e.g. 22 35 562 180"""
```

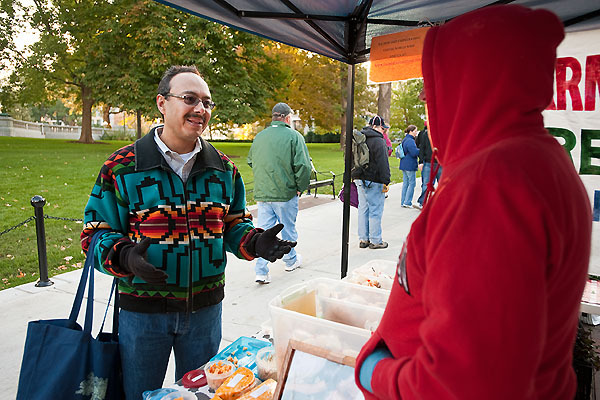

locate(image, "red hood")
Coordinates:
421 5 564 168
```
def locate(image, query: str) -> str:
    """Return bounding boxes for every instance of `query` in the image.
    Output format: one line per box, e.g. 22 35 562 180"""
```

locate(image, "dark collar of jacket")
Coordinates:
134 125 226 174
361 126 384 139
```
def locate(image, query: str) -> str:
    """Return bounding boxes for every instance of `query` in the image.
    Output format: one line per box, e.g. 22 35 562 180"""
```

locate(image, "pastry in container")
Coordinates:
215 367 255 400
237 379 277 400
256 346 278 381
204 360 235 391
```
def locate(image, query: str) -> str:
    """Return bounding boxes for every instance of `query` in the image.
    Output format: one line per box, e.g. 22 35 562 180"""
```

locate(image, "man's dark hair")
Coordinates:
157 65 202 95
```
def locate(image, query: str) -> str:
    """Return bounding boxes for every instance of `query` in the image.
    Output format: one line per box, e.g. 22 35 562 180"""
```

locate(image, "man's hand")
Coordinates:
248 224 296 262
119 238 168 284
382 184 389 193
418 163 424 171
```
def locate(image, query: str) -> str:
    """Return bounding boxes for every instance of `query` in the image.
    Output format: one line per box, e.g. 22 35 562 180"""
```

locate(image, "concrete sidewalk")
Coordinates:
0 184 419 399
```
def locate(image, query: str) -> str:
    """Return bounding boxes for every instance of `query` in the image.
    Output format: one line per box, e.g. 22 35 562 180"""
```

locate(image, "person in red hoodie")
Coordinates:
355 5 592 399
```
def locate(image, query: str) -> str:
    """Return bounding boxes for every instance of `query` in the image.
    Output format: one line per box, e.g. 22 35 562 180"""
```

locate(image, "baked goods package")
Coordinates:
214 367 255 400
237 379 277 400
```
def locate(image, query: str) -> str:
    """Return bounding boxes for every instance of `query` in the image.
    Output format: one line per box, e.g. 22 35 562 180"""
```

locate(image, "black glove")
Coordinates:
119 238 168 284
248 224 296 262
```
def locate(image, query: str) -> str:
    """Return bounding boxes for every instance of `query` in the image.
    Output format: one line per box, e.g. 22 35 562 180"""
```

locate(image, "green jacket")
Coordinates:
248 121 311 202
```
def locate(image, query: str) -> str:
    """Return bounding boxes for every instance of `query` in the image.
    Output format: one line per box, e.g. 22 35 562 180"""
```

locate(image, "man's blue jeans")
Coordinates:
417 163 442 206
356 180 385 244
119 303 222 400
401 170 417 206
255 196 299 275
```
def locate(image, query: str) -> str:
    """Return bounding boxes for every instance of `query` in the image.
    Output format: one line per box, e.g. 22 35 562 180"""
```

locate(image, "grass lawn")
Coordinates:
0 136 403 289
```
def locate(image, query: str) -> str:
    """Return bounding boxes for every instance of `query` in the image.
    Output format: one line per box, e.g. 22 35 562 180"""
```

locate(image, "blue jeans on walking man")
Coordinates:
356 180 386 244
119 303 222 399
255 196 300 275
401 170 417 207
417 162 442 206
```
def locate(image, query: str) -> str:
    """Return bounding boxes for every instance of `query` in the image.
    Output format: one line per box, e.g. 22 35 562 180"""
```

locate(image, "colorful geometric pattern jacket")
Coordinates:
81 127 257 313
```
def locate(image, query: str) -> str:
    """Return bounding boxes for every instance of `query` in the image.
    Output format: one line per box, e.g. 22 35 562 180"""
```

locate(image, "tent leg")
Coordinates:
341 64 355 279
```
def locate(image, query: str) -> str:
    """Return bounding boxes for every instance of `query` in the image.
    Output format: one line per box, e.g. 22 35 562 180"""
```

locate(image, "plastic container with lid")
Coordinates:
214 367 256 400
209 336 271 378
204 359 235 390
255 346 277 381
142 388 196 400
344 259 397 290
313 277 390 309
181 368 207 388
269 278 379 372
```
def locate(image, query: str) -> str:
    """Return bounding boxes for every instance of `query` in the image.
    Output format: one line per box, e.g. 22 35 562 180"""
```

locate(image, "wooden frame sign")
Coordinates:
273 340 362 400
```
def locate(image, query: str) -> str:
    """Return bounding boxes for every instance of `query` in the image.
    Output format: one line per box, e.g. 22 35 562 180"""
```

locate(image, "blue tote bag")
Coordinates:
17 230 124 400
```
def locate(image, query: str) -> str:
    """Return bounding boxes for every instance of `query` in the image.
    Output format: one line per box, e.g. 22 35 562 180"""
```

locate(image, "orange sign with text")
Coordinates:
369 27 430 83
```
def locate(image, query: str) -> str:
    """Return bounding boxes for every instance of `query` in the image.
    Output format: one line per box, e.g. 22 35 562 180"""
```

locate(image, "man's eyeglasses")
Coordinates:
164 93 216 110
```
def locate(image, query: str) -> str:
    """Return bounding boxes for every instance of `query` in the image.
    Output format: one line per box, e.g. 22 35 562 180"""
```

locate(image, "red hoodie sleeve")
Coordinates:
369 179 550 399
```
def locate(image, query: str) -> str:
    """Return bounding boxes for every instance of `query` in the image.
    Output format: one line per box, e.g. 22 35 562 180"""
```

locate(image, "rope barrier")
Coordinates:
0 216 35 237
0 214 82 238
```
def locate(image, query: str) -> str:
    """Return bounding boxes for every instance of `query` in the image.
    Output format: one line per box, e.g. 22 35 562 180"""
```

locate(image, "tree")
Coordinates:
0 0 19 78
340 63 377 149
265 44 341 131
3 0 286 141
262 45 375 147
87 0 286 138
390 79 425 132
2 0 118 143
377 83 392 123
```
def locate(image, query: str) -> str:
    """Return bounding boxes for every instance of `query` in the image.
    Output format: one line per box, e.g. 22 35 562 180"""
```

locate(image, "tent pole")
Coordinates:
341 63 355 279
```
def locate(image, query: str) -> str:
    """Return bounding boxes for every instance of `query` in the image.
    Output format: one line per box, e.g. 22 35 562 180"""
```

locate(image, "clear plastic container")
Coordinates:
269 278 383 372
142 388 196 400
344 259 397 290
313 278 390 309
255 346 277 381
204 359 235 390
209 336 271 378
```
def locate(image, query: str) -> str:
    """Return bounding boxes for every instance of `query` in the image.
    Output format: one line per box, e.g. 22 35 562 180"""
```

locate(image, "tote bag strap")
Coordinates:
99 277 120 340
68 229 110 333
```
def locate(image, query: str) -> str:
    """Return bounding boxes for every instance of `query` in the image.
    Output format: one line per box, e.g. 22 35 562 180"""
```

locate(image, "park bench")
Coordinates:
306 159 336 198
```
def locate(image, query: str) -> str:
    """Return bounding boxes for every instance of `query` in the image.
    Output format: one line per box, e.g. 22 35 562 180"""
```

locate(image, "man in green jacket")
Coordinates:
248 103 312 283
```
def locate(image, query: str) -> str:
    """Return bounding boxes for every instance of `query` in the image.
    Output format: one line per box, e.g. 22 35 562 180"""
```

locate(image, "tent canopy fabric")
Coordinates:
157 0 600 64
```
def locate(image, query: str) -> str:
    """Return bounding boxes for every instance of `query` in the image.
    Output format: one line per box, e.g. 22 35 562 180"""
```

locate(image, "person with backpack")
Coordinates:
353 115 391 249
398 124 420 208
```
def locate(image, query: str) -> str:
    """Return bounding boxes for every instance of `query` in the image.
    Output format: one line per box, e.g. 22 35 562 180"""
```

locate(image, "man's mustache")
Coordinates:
185 113 206 121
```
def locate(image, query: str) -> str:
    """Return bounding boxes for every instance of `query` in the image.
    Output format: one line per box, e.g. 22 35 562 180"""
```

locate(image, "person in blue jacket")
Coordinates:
399 125 420 208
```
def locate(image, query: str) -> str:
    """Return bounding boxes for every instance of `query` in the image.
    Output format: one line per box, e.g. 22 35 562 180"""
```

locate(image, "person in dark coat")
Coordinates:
355 115 391 249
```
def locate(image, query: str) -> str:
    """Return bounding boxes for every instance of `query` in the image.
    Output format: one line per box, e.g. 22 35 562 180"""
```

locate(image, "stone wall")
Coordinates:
0 115 128 141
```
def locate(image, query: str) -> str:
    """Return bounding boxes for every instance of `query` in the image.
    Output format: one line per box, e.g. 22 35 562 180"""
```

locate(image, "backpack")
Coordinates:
395 141 406 159
351 129 369 177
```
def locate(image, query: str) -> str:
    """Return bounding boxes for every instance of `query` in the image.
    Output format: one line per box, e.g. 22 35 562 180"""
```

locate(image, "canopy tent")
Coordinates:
156 0 600 277
157 0 600 64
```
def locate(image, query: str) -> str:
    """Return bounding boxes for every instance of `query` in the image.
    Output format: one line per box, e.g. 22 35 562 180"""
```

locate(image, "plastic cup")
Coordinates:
256 346 277 381
204 359 235 390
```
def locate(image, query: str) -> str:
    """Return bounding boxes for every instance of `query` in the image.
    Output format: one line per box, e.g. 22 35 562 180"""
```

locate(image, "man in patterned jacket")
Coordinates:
82 65 294 399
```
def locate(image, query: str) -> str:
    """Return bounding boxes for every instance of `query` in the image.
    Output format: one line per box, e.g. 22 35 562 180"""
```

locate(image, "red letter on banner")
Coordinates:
585 55 600 111
556 57 583 111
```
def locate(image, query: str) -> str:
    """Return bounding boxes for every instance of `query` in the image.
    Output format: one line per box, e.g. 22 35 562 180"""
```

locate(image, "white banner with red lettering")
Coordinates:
543 28 600 274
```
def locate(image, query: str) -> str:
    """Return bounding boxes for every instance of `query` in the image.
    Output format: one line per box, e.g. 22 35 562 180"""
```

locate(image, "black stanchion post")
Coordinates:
31 195 53 287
